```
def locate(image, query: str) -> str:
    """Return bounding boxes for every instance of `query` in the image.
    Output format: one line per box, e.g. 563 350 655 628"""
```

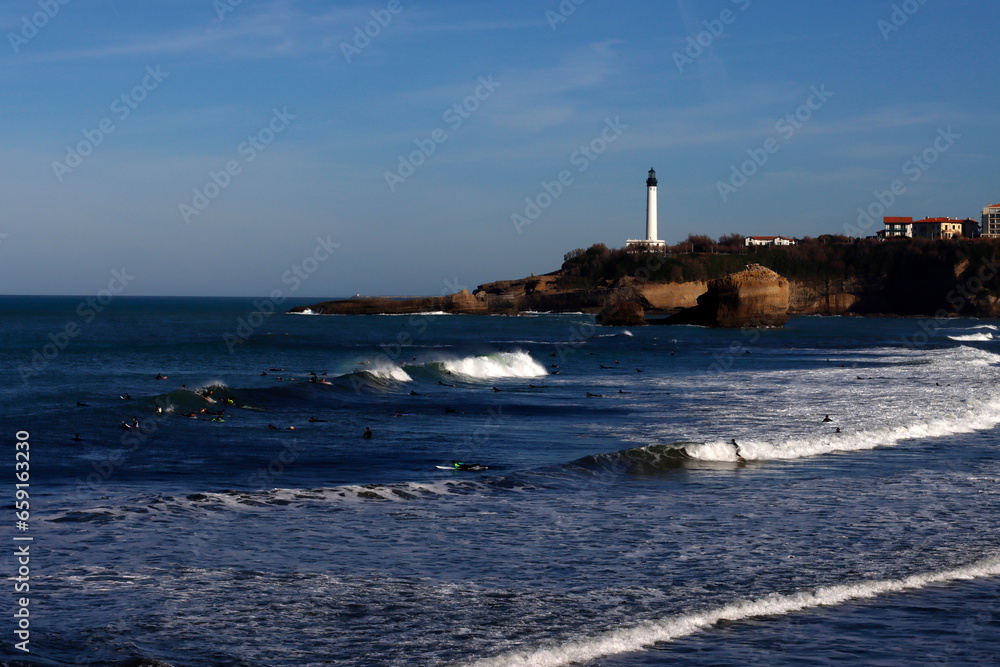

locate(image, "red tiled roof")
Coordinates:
883 217 912 223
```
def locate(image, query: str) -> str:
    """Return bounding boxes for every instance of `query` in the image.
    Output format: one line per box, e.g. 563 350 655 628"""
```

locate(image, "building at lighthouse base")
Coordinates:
625 238 666 252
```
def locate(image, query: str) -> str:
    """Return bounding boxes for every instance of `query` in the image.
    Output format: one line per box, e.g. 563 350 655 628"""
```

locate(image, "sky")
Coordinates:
1 0 998 297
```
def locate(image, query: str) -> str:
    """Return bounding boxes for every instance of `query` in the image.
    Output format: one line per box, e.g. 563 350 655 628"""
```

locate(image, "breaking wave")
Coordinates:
469 555 1000 667
439 351 547 379
948 332 993 341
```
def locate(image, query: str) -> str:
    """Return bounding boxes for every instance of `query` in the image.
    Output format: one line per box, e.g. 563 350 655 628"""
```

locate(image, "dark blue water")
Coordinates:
2 297 999 666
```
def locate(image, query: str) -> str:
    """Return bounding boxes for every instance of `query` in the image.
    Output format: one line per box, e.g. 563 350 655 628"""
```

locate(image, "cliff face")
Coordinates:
788 279 867 315
663 264 789 327
294 255 999 320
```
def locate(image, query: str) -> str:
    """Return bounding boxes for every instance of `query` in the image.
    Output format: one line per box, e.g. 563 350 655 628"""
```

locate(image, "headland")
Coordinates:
292 237 1000 327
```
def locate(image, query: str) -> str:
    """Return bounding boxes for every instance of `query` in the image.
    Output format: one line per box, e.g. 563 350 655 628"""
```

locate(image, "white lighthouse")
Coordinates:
627 168 666 252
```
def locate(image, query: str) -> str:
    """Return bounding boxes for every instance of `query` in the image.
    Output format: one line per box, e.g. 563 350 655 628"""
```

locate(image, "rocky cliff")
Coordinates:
661 264 790 327
293 246 1000 321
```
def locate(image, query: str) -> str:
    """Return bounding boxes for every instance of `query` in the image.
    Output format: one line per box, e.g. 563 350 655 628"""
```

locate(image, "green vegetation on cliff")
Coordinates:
559 236 1000 298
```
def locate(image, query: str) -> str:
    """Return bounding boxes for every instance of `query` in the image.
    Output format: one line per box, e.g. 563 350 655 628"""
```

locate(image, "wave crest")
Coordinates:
441 351 547 379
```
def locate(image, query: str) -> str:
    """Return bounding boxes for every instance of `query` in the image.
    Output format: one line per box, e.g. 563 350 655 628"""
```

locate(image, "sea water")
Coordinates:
1 296 998 666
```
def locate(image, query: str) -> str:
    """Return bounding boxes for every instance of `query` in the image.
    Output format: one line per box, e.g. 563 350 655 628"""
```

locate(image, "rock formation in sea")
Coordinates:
658 264 790 328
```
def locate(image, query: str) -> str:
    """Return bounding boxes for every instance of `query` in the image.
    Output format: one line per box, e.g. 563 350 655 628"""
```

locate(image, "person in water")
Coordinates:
730 439 745 462
72 434 82 442
822 415 832 422
363 427 372 439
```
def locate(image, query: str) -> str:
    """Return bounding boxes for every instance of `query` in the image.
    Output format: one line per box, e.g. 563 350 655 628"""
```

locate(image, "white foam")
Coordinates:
367 363 413 382
290 308 315 315
948 333 992 341
381 311 451 316
686 395 1000 462
972 324 998 330
468 555 1000 667
443 351 547 379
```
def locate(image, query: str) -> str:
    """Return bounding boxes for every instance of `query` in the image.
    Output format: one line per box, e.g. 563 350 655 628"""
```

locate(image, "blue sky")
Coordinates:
1 0 998 297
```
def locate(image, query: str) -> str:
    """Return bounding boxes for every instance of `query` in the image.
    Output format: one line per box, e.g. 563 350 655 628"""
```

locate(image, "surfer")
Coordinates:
730 439 745 462
409 390 427 396
77 401 89 407
72 434 82 442
445 407 459 414
835 427 841 433
439 380 456 387
600 364 613 369
120 421 131 431
492 386 502 392
450 460 482 471
308 417 327 423
822 415 832 422
155 373 166 380
260 371 268 376
268 424 278 430
586 392 604 397
636 368 643 373
619 389 630 394
120 394 132 400
211 416 225 423
363 427 372 439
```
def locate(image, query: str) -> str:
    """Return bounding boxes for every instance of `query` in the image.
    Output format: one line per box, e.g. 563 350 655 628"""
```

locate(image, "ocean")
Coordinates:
2 295 999 666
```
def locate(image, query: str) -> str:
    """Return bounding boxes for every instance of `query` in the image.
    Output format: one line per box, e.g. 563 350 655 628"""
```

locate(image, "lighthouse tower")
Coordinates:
626 168 666 252
646 168 658 241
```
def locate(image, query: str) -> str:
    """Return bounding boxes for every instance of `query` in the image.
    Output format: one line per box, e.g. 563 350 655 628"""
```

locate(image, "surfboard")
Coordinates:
436 465 489 471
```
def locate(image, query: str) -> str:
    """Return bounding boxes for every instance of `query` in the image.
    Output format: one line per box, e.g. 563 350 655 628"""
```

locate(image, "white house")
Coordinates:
745 236 796 247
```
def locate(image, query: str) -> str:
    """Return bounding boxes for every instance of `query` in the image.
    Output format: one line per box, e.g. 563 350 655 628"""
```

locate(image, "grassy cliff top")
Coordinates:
557 237 1000 292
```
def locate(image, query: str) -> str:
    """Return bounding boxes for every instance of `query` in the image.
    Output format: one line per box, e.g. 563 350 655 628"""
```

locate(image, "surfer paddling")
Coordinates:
450 460 486 471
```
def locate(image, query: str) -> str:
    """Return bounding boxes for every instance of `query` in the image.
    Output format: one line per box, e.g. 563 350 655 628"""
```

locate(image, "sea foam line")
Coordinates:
468 555 1000 667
